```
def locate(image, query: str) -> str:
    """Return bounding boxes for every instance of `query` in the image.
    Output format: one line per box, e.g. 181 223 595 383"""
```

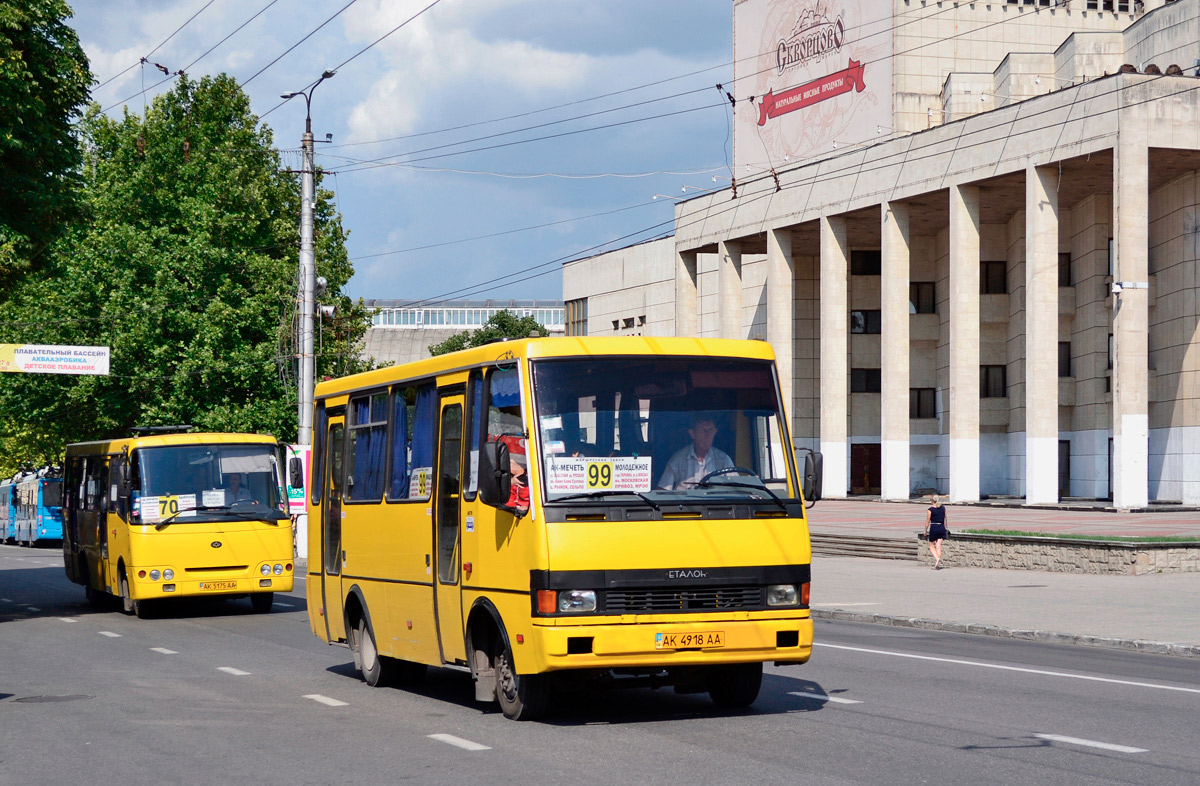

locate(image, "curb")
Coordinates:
811 608 1200 659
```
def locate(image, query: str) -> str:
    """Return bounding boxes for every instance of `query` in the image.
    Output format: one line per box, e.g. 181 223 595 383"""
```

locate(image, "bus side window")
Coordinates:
464 370 483 499
487 366 523 447
388 383 436 501
347 391 387 502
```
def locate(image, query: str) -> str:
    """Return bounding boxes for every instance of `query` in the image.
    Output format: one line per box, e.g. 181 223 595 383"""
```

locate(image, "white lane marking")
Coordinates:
815 643 1200 695
25 606 41 612
0 598 11 602
1035 734 1148 754
275 601 294 607
99 631 121 638
217 667 250 676
789 691 862 705
304 694 348 707
59 617 78 623
151 647 178 655
428 734 491 751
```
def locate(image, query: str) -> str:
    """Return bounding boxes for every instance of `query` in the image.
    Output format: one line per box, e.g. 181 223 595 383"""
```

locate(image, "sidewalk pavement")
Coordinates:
807 500 1200 657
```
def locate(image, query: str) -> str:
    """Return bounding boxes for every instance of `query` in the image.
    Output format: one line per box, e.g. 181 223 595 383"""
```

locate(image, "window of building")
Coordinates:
1058 342 1072 378
1108 238 1114 276
850 368 882 393
981 261 1007 294
850 250 881 275
1058 252 1072 287
909 282 936 314
1108 333 1114 370
346 391 388 502
910 388 936 419
980 365 1007 398
850 310 881 334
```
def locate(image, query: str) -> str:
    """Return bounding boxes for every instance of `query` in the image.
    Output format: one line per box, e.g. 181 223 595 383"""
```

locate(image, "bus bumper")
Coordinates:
130 574 294 598
528 615 813 673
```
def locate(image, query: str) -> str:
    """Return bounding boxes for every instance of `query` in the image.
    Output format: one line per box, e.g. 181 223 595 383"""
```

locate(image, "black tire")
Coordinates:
494 640 550 721
707 662 763 708
250 592 274 614
354 617 397 688
119 574 139 617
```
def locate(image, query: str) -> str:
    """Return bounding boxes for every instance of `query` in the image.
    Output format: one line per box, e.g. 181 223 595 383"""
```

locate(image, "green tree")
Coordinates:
0 0 92 285
0 74 371 473
428 310 549 356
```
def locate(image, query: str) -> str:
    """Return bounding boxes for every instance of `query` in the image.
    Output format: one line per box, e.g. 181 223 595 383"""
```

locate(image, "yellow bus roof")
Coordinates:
316 336 777 399
65 432 280 455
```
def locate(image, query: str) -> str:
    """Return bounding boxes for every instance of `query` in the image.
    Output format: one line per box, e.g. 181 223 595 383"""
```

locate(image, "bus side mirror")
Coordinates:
117 459 131 496
289 457 304 491
801 450 822 503
477 441 512 508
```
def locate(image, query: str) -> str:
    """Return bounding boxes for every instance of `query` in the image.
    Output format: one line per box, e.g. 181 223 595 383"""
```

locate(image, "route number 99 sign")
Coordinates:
587 462 613 489
547 456 653 494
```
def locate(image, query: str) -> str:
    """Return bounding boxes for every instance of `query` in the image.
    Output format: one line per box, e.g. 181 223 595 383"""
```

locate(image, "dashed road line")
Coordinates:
151 647 178 655
304 694 348 707
59 617 78 623
789 691 862 705
25 606 41 612
98 631 121 638
1 598 11 603
815 642 1200 695
218 667 250 676
1035 733 1148 754
275 601 294 607
428 734 491 751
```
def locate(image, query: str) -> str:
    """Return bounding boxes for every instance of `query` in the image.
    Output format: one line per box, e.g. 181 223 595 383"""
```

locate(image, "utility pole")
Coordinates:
282 70 335 446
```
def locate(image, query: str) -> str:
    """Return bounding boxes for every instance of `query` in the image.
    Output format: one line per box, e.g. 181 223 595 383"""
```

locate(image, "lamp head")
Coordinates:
322 70 337 80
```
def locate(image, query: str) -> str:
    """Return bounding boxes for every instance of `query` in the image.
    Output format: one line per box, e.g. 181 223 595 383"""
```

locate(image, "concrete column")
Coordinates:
718 240 743 339
766 228 795 417
1112 136 1149 508
819 216 849 498
948 184 981 502
675 249 698 337
1025 164 1061 504
881 201 911 500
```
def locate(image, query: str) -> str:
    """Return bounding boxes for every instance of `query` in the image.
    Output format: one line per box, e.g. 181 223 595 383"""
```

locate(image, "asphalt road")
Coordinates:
3 543 1198 786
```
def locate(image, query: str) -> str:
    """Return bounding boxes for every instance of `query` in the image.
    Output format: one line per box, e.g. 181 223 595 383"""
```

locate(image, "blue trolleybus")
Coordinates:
10 469 64 546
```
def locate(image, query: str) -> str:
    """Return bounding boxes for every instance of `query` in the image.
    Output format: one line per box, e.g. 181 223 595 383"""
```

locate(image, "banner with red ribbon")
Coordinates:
757 58 866 127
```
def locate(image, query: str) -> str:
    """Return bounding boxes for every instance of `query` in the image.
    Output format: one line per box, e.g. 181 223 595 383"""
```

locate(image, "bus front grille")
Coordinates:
606 586 764 613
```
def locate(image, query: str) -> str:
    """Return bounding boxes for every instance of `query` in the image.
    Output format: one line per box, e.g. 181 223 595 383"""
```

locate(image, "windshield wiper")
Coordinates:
152 503 284 529
552 490 661 509
154 503 233 530
693 480 788 512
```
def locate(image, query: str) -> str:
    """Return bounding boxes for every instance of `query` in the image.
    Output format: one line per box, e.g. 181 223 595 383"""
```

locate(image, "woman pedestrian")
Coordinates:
924 495 948 569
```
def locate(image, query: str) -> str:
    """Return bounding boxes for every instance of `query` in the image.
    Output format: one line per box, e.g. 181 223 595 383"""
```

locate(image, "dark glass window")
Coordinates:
850 368 882 393
1058 252 1072 287
1058 342 1072 378
387 383 437 501
347 391 388 502
910 388 936 419
980 365 1007 398
909 282 936 314
850 310 881 334
850 250 881 275
981 261 1007 294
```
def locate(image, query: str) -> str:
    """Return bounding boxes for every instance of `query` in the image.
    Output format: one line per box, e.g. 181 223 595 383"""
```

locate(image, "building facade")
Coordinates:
363 299 565 366
563 0 1199 508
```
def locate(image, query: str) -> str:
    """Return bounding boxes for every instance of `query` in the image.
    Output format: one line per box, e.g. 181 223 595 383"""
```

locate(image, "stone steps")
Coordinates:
811 533 918 561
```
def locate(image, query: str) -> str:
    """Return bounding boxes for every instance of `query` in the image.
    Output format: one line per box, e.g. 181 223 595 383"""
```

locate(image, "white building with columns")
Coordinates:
562 0 1200 509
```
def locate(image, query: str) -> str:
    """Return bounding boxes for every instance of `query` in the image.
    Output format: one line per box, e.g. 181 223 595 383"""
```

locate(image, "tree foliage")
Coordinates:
0 74 371 473
0 0 92 284
428 310 549 356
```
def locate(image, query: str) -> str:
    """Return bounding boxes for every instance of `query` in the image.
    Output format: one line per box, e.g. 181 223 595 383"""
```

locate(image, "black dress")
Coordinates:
927 506 947 542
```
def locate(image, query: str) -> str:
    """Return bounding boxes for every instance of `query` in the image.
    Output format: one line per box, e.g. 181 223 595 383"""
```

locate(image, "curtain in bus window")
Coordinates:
409 385 436 498
389 391 409 498
350 398 386 501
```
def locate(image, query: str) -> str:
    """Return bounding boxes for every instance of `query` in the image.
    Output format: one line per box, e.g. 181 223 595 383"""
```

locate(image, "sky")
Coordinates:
71 0 736 304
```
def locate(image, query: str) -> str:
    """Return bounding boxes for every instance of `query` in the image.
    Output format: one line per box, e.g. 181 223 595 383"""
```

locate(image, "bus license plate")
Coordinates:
655 631 724 649
199 581 237 591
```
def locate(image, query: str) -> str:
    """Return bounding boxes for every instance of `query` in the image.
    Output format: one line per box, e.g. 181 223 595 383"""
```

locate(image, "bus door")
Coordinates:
320 412 348 643
434 394 467 664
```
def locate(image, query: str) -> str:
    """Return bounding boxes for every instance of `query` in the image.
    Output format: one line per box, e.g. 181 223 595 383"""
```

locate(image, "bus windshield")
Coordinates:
531 357 795 504
133 443 287 524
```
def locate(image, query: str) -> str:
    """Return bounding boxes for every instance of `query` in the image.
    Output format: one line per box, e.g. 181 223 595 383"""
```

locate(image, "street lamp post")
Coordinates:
282 70 335 447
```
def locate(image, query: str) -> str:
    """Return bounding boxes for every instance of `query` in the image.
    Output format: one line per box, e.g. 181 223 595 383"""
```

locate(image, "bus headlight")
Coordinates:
149 570 161 581
261 564 271 576
766 584 799 607
163 569 174 580
557 590 596 613
273 564 283 575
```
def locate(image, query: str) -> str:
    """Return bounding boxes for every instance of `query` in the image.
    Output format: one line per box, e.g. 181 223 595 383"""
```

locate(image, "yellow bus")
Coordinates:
307 337 821 719
63 428 294 618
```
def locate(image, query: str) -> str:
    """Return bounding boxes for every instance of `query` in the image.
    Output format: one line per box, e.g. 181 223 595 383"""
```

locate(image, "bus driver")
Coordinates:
657 414 733 490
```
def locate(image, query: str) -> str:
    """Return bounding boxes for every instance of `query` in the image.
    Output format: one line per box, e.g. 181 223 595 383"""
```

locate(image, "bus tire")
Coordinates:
354 617 396 688
250 592 274 613
707 662 763 708
494 640 550 721
119 574 138 616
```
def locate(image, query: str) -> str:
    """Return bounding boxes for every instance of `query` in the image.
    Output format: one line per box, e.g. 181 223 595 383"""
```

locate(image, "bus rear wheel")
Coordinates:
494 641 550 721
250 592 273 613
707 662 763 708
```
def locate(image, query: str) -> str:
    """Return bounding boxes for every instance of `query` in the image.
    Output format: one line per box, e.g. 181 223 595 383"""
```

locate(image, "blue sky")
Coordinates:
72 0 735 303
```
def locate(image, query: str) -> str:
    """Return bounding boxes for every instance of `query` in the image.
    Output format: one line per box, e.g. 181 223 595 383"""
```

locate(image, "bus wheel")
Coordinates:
250 592 274 613
707 662 763 708
119 574 139 617
354 618 397 687
494 641 550 721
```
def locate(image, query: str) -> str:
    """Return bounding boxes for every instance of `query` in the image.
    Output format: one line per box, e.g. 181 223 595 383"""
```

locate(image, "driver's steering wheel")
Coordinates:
697 466 761 485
